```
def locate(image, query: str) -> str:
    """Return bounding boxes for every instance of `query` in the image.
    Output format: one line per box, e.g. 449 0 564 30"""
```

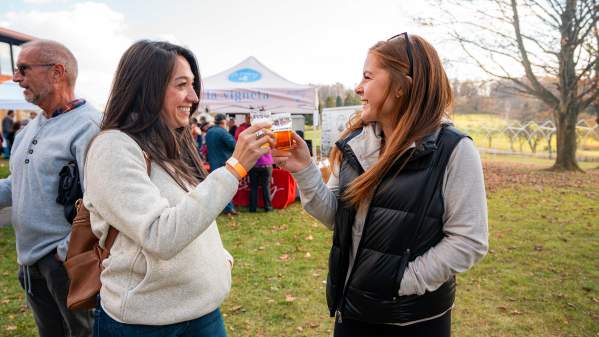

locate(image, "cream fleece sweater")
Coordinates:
83 130 238 325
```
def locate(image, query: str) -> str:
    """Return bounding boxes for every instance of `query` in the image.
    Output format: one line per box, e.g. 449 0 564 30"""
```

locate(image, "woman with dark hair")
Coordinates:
273 33 488 336
84 40 273 336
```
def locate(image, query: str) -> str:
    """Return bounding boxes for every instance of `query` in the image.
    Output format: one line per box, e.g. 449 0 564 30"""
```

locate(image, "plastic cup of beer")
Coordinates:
250 110 272 147
271 112 293 151
250 109 271 125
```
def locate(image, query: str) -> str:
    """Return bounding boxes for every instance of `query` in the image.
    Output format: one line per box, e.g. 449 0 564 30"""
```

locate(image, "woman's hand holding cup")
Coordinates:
227 121 274 179
272 131 311 173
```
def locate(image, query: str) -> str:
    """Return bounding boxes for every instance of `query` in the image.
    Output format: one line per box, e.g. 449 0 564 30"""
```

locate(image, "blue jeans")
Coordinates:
223 201 236 213
94 305 227 337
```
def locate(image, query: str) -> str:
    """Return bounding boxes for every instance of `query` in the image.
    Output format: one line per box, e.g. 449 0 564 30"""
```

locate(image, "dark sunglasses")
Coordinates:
387 32 414 78
14 63 56 76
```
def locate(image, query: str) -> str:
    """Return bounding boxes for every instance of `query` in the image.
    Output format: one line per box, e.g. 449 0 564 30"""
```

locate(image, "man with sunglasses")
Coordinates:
0 39 101 337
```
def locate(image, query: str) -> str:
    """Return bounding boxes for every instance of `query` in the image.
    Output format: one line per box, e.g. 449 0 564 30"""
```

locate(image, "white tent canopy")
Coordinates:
0 81 40 111
200 56 318 117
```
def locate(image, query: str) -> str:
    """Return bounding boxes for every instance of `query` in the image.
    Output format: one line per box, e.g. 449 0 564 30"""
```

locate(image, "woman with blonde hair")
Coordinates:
274 33 488 336
85 40 273 336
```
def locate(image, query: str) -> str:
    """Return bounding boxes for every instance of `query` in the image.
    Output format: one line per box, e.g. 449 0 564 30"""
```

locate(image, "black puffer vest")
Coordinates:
326 125 467 324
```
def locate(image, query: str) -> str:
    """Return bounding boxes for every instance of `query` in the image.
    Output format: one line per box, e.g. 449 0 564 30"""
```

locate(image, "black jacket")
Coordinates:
327 125 467 324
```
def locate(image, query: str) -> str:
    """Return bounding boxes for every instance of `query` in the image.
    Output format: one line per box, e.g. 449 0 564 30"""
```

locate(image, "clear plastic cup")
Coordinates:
250 110 272 148
250 110 271 124
271 112 293 151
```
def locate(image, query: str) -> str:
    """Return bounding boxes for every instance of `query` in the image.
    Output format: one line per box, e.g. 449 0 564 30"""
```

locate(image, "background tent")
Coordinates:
199 56 318 120
0 80 40 111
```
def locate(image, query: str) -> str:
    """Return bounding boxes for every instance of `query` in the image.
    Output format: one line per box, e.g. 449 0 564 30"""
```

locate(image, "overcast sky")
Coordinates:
1 0 487 106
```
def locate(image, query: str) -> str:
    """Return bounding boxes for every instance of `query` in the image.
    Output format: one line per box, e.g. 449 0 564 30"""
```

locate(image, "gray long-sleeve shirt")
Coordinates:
0 103 101 265
292 124 488 300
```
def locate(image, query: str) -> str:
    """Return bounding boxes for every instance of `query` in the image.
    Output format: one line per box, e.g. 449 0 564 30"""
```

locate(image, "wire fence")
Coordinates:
457 120 599 161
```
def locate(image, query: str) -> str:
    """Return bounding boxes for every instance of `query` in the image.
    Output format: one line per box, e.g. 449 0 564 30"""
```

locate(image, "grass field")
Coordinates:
1 158 598 336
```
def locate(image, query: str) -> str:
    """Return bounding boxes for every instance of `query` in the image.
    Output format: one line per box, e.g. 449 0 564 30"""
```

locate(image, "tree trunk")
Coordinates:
552 109 581 171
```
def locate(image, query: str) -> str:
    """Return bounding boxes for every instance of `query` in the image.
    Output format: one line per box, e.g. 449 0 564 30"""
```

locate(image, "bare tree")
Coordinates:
427 0 598 171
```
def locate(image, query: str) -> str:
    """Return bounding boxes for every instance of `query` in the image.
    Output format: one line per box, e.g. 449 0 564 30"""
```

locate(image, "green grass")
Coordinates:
480 153 598 170
303 125 320 148
1 158 598 336
0 160 9 178
454 185 599 336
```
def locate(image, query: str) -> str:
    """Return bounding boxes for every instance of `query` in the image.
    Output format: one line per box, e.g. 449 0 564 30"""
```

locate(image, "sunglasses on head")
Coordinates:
14 63 56 76
387 32 414 78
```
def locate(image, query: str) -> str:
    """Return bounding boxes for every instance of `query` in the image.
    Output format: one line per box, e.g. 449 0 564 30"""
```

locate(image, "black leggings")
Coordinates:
333 310 451 337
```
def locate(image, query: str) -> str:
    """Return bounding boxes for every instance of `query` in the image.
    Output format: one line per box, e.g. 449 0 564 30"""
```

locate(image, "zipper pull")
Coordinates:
335 310 343 323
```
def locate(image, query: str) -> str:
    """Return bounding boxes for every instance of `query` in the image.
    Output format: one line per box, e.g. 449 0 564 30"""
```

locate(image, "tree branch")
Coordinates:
511 0 560 107
579 88 599 110
547 0 564 15
526 0 562 26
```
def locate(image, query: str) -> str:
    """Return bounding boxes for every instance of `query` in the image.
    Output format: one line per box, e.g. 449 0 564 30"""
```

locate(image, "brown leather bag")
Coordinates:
64 153 151 310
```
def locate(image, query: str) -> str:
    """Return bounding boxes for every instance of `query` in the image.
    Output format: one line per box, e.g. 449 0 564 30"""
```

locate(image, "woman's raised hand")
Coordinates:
230 121 274 173
272 132 311 173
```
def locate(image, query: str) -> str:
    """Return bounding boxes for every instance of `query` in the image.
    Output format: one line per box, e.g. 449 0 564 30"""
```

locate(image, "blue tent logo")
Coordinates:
228 68 262 82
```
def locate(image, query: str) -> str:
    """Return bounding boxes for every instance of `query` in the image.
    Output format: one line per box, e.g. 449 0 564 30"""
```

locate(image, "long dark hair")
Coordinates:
102 40 208 191
331 34 452 207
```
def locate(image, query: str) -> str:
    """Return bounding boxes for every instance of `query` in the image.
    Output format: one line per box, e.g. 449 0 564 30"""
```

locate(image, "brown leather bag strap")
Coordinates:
100 151 151 257
102 226 119 258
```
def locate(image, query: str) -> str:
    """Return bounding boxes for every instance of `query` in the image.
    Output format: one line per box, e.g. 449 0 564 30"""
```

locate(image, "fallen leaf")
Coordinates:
304 252 311 258
279 254 289 261
230 305 243 313
305 234 313 241
285 294 297 302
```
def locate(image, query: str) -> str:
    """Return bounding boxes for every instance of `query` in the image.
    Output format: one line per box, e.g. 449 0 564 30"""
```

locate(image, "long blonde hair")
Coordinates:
330 34 453 207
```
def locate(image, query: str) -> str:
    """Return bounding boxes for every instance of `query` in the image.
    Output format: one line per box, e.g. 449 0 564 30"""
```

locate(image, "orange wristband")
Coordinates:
226 157 247 178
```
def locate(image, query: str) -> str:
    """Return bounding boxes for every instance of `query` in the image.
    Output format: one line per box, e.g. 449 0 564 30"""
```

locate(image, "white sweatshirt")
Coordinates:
84 130 238 325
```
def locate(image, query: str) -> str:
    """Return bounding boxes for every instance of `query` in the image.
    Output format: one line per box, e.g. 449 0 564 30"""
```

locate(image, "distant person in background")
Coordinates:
248 151 273 212
2 110 14 158
20 111 38 128
199 121 212 160
206 113 238 215
190 117 202 151
234 113 251 140
228 116 237 138
8 120 21 151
